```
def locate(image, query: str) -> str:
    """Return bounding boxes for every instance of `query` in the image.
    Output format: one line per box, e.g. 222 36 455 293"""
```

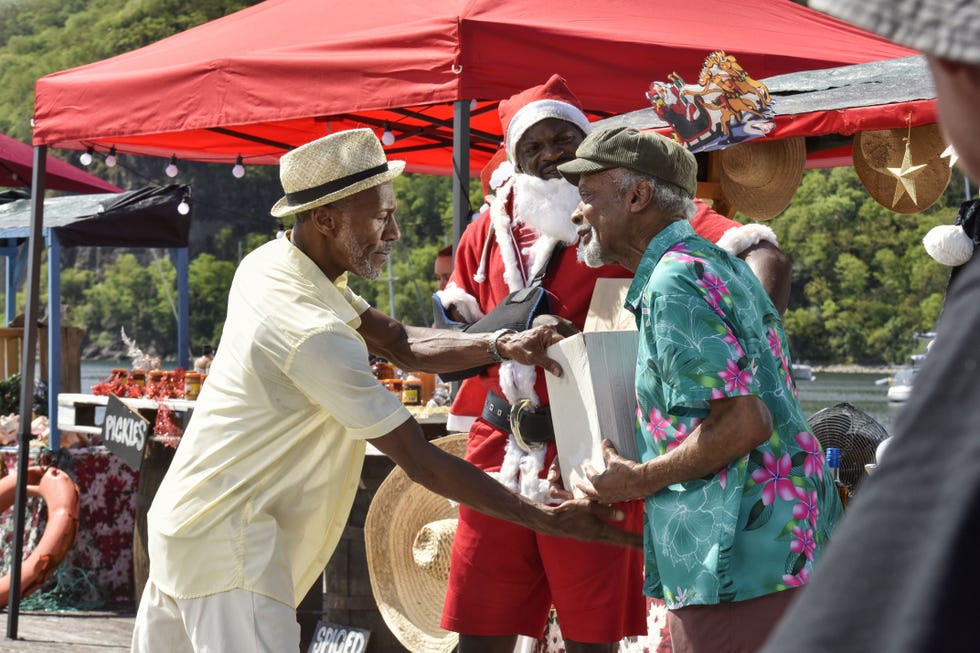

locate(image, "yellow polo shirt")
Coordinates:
147 236 410 607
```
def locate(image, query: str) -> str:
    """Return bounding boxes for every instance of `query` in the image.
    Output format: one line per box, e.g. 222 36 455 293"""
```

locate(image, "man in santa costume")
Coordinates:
435 75 789 653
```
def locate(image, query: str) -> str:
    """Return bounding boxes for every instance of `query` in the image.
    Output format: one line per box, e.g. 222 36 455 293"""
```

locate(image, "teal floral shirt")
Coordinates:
625 221 842 609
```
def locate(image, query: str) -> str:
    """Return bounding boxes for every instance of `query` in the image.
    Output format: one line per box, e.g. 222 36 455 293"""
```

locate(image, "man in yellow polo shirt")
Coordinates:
131 128 636 653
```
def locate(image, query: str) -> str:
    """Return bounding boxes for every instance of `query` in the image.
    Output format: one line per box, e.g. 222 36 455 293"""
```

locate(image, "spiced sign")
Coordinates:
306 621 370 653
102 394 149 470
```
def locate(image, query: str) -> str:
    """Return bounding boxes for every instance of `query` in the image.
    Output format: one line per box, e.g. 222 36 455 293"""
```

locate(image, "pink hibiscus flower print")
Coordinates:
767 327 783 358
792 486 820 529
646 407 671 443
696 270 729 308
666 423 690 451
666 243 704 265
783 566 810 588
719 359 754 394
723 327 746 359
750 452 796 505
791 525 817 561
794 432 824 477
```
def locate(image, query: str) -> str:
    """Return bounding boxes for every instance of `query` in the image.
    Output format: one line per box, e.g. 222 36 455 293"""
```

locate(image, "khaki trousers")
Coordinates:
131 580 300 652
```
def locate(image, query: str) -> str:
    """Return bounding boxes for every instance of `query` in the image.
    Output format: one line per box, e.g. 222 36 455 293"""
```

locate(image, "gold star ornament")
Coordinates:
886 137 928 206
852 124 951 214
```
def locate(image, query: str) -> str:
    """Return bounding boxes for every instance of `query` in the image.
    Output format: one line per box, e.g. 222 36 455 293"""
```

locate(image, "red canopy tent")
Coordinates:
32 0 916 177
12 0 923 634
0 133 121 194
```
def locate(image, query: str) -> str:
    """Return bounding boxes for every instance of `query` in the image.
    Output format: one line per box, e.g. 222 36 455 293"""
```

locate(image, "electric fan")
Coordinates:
808 402 889 493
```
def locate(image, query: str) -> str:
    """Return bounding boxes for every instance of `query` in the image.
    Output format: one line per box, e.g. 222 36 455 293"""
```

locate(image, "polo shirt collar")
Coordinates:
281 234 361 325
625 220 695 314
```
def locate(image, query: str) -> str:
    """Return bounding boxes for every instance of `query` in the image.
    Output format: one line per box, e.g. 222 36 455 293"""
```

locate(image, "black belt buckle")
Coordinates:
509 399 544 453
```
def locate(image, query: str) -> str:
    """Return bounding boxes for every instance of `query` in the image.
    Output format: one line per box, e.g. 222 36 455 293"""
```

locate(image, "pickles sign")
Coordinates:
102 394 149 470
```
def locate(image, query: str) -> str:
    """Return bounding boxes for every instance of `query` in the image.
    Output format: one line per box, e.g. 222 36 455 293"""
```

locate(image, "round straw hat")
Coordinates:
852 124 950 214
719 137 806 220
270 128 405 217
365 433 468 653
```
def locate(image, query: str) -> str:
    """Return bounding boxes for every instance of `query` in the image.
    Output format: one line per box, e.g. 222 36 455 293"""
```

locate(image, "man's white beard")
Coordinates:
511 174 581 244
577 225 608 268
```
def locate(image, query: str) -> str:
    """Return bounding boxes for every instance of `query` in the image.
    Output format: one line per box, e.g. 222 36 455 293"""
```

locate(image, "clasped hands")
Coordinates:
545 438 644 549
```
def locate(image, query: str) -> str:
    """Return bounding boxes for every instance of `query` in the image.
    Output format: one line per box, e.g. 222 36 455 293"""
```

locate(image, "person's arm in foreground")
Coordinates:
576 395 773 503
370 417 642 548
739 241 792 315
357 306 565 377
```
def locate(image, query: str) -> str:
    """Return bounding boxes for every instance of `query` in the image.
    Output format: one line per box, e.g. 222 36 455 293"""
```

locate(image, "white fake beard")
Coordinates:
511 174 582 245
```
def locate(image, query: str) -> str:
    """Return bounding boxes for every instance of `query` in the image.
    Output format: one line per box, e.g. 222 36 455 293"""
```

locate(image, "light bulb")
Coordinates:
165 155 179 178
79 148 94 166
381 123 395 145
232 155 245 178
105 146 117 168
470 99 478 111
177 199 190 215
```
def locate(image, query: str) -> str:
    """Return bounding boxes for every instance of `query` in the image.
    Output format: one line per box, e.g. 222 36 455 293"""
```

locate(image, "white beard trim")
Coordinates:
715 223 779 256
511 174 582 245
435 282 485 323
482 173 574 502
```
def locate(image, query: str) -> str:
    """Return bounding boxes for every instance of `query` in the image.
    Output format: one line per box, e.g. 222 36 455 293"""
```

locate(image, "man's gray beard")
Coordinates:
577 225 608 268
339 224 387 280
511 174 581 244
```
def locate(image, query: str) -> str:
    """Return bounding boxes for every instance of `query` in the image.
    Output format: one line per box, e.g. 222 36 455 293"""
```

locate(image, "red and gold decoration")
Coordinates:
647 51 775 153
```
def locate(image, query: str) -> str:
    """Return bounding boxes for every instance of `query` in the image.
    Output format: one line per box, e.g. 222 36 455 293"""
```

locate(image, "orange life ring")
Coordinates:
0 466 80 608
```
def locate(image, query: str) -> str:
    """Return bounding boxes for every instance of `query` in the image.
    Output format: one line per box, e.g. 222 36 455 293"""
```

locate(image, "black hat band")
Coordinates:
285 163 389 206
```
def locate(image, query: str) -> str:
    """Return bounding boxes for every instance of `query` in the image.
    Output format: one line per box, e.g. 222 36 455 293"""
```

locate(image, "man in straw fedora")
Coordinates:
131 128 639 653
760 2 980 652
434 74 791 653
554 126 843 653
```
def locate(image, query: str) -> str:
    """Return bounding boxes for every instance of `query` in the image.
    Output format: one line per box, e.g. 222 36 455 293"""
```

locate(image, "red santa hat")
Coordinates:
498 74 592 163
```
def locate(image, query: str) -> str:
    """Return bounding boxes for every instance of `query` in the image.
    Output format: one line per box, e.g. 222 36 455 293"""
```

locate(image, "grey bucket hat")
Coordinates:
809 0 980 64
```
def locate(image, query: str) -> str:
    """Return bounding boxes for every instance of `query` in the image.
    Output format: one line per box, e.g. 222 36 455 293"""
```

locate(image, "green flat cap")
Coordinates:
557 126 698 198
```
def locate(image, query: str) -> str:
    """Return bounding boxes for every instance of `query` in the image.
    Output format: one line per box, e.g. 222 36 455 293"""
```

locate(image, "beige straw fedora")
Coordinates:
365 433 468 653
852 124 950 214
270 128 405 217
719 137 806 220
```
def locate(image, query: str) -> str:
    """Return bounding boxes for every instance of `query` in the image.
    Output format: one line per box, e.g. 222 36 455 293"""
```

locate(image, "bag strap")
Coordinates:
529 243 565 289
508 244 564 302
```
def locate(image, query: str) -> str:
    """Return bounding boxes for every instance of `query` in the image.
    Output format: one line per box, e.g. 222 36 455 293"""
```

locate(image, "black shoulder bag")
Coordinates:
437 245 564 381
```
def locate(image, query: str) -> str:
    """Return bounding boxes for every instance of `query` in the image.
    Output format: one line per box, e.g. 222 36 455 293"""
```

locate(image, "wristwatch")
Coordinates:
488 328 516 362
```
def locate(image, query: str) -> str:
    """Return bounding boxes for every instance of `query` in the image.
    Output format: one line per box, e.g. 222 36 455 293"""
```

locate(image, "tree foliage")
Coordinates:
765 166 965 365
0 0 972 366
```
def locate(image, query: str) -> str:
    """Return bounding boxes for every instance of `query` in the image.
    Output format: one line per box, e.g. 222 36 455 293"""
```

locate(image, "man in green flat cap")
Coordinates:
555 127 843 653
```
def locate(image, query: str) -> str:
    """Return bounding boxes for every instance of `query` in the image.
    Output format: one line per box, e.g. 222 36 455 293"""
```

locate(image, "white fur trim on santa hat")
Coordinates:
715 223 779 256
923 223 975 266
505 99 592 163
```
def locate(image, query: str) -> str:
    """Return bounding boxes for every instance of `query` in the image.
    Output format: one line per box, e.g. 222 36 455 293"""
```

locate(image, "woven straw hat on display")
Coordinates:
852 124 950 214
719 137 806 220
270 128 405 217
365 433 467 653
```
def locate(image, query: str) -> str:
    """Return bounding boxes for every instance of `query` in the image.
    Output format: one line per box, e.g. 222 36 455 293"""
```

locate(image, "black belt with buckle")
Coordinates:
482 390 554 451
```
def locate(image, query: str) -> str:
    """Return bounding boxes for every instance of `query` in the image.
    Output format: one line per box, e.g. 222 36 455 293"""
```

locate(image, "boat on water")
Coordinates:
886 332 935 402
791 363 814 381
886 366 917 402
